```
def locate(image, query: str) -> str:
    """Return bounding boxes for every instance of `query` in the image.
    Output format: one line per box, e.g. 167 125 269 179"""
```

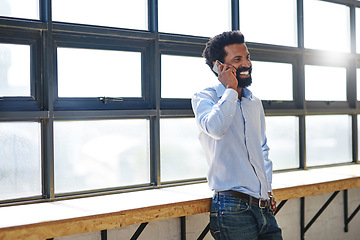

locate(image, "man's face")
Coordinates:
223 43 252 88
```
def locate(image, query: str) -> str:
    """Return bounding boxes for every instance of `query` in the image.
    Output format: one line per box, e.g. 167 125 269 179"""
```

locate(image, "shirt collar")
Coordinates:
214 83 253 100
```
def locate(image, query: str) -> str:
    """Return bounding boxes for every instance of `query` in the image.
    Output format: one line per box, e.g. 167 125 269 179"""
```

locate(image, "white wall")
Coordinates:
54 188 360 240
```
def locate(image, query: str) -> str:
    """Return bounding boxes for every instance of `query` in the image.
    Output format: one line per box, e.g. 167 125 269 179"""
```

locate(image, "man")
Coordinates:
191 31 282 239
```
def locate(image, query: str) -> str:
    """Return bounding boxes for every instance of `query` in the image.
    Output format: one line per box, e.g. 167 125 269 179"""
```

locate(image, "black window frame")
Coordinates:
0 0 359 206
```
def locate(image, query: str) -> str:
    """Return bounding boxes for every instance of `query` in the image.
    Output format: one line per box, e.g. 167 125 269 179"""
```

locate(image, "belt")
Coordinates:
217 190 270 209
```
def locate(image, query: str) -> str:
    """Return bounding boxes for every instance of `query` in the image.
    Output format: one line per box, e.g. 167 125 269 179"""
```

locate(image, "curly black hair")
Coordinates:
202 31 245 75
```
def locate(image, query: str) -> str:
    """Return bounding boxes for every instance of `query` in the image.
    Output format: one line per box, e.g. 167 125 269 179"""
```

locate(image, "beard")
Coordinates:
236 65 252 88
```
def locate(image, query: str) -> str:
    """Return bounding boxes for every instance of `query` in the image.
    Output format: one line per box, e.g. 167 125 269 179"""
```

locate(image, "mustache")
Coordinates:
236 65 252 75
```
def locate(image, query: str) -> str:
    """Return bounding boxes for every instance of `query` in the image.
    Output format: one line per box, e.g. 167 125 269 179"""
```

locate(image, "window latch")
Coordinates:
98 97 123 104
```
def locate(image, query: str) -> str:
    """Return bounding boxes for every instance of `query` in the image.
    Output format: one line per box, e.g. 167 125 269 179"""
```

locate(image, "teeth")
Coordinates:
240 71 249 75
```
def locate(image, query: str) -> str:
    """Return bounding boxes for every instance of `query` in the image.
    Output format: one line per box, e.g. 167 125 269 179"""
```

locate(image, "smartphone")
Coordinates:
212 60 223 74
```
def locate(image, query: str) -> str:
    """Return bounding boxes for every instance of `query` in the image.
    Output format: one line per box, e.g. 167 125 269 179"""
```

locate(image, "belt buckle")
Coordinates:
258 199 268 209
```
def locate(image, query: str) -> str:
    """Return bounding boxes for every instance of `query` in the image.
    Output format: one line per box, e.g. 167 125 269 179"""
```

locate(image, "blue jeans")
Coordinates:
210 193 283 240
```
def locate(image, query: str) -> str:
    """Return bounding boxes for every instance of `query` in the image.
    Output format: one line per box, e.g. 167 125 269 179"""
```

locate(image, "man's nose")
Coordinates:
239 60 251 68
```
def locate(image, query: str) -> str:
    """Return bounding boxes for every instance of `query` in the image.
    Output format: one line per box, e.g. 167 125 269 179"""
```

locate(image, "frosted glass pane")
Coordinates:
0 44 30 97
249 61 293 101
357 69 360 100
0 0 38 20
357 115 360 162
161 55 219 98
265 116 299 170
357 8 360 54
54 119 150 193
158 0 230 37
306 115 351 167
160 118 207 182
240 0 297 47
57 48 141 98
305 65 346 101
0 122 41 200
304 0 350 52
52 0 147 30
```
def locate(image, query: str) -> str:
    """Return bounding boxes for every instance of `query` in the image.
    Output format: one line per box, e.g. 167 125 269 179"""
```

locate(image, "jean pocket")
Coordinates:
220 196 250 215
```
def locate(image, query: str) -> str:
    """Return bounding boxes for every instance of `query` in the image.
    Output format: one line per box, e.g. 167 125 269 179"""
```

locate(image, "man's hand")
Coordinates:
268 192 277 213
270 196 277 213
216 62 238 90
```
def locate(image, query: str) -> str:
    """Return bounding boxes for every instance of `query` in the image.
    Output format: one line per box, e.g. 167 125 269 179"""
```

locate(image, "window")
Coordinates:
0 122 41 201
1 0 359 205
357 115 360 162
0 44 30 97
160 118 207 182
239 0 297 47
304 0 350 52
161 55 218 99
358 69 360 100
306 115 352 167
0 0 39 20
266 116 299 170
249 61 293 101
158 0 230 37
357 7 360 54
57 48 142 98
52 0 147 30
54 119 149 194
305 65 346 101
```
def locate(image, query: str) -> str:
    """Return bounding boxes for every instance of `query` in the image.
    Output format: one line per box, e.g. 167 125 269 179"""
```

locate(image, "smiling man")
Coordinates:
191 31 282 240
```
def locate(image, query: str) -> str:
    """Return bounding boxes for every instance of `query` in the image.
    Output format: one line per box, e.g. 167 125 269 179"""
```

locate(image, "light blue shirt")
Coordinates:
192 83 272 200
